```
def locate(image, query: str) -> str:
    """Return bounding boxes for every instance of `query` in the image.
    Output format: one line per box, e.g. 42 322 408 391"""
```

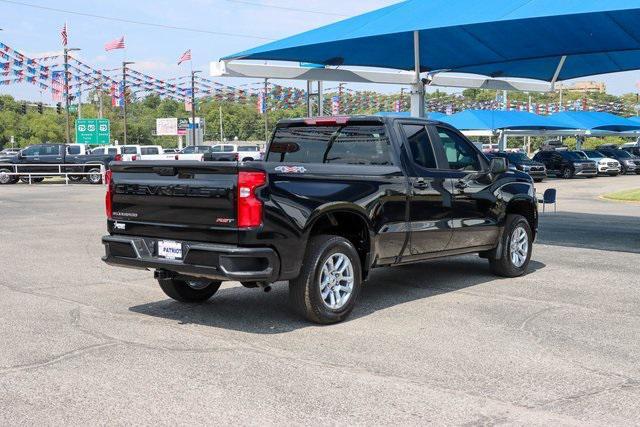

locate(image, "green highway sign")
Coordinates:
76 119 110 145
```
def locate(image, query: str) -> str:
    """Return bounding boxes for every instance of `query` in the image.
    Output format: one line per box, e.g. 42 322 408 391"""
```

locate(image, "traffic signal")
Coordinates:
56 102 62 114
37 102 43 114
20 103 26 115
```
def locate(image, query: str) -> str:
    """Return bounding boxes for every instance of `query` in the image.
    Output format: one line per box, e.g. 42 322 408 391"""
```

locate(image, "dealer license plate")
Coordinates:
158 240 183 260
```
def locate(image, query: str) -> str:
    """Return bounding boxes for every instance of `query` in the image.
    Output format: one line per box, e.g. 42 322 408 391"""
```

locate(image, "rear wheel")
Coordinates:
68 175 84 182
533 178 544 183
86 168 103 184
489 214 533 278
289 235 362 324
157 277 222 302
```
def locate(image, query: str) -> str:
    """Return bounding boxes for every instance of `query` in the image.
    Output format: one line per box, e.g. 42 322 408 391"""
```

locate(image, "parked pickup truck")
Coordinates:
102 116 538 324
0 143 116 184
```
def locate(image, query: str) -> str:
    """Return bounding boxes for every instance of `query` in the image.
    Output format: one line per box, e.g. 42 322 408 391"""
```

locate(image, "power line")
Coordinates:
223 0 348 17
0 0 276 40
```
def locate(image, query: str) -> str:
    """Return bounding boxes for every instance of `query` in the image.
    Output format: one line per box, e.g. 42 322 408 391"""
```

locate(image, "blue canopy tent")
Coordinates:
438 110 570 132
223 0 640 117
549 112 640 132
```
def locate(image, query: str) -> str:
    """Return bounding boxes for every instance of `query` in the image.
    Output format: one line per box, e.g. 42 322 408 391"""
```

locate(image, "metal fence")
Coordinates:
0 163 106 185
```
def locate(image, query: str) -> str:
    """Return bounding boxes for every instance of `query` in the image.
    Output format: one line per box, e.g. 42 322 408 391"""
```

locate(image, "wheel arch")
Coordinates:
303 205 374 276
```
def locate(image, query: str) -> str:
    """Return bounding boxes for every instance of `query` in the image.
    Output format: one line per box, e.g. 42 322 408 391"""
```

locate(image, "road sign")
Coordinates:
177 118 189 135
76 119 110 145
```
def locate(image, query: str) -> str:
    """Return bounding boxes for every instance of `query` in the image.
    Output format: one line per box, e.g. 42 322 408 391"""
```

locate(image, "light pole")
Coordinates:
64 47 81 144
190 70 201 146
122 61 134 145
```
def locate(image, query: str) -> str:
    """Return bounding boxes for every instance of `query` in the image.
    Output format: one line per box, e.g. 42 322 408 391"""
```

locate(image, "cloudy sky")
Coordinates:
1 0 639 103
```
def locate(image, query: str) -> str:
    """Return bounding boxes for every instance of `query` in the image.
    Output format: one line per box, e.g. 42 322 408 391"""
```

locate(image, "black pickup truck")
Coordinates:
0 143 116 184
102 116 538 324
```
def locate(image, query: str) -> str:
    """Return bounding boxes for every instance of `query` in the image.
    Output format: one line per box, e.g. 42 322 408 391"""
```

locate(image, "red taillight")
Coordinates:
105 170 113 219
304 116 349 126
175 154 179 160
237 171 266 228
131 155 137 161
114 154 122 162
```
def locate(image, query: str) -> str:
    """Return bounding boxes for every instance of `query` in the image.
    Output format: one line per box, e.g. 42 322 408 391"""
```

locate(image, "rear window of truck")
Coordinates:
267 125 392 165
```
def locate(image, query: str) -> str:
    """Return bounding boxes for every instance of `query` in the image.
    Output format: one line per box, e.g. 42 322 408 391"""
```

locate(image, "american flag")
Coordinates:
61 23 68 47
51 70 63 101
177 49 191 65
105 36 125 51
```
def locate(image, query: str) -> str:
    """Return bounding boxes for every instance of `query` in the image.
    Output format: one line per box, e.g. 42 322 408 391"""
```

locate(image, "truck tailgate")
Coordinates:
108 161 238 243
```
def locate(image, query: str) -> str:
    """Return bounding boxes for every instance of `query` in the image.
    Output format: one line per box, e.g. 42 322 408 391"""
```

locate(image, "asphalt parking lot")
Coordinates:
1 175 639 425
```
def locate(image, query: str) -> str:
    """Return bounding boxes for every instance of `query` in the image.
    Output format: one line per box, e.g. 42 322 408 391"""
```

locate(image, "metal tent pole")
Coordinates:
410 31 425 118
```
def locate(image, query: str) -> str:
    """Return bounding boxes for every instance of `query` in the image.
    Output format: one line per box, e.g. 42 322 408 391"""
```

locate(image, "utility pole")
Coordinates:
338 83 345 114
77 82 82 119
219 105 224 142
63 47 80 144
400 87 405 111
190 70 201 146
264 78 269 144
122 61 134 145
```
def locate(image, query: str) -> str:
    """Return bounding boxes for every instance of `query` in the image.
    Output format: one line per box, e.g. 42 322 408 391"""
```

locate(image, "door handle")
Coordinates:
413 178 429 189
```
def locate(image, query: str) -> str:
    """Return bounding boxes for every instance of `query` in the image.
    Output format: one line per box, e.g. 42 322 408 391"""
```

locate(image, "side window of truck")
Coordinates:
437 127 481 171
401 124 437 169
22 146 41 156
67 145 81 155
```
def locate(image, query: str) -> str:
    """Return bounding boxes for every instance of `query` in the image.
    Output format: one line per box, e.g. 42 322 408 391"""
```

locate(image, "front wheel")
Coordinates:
533 178 544 183
157 277 222 302
68 175 84 182
561 167 574 179
489 214 533 278
0 168 17 184
289 235 362 324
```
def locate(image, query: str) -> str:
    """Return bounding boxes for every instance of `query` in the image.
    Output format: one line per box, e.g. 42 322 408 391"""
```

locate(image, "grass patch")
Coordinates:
603 189 640 202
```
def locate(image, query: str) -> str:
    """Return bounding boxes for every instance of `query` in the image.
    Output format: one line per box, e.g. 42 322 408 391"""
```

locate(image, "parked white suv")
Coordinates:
579 150 621 176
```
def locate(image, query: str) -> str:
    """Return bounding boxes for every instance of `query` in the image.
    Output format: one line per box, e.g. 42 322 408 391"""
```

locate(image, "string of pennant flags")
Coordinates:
0 36 635 116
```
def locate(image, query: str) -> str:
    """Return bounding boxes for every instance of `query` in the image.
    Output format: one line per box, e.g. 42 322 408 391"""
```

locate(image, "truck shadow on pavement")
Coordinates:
128 256 546 334
537 212 640 254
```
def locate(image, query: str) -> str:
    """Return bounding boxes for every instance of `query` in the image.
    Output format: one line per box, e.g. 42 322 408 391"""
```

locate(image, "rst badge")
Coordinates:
275 165 307 174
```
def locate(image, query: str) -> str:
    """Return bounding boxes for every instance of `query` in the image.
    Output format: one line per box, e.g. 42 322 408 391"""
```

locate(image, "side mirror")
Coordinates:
17 151 24 159
489 157 508 175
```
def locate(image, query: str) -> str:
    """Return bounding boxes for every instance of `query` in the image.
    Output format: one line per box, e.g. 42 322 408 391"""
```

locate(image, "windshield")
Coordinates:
564 151 588 160
267 125 392 165
507 153 531 162
614 149 632 158
583 150 603 158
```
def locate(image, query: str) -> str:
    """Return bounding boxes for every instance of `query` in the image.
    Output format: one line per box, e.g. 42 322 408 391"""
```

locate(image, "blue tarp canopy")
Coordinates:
549 112 640 132
224 0 640 81
437 110 570 131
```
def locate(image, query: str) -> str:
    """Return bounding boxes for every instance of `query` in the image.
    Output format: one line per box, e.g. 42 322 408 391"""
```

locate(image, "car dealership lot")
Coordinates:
1 177 639 425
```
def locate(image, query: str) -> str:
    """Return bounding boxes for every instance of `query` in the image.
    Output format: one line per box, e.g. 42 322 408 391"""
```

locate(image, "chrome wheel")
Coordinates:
88 169 102 184
186 280 211 290
319 253 354 310
0 170 11 184
509 226 529 268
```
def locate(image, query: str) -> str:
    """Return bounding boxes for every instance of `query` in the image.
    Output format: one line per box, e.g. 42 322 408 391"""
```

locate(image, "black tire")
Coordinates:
19 176 44 183
561 167 574 179
289 235 363 324
157 278 222 303
86 168 103 184
533 178 544 183
0 168 17 184
68 175 84 182
489 214 533 278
